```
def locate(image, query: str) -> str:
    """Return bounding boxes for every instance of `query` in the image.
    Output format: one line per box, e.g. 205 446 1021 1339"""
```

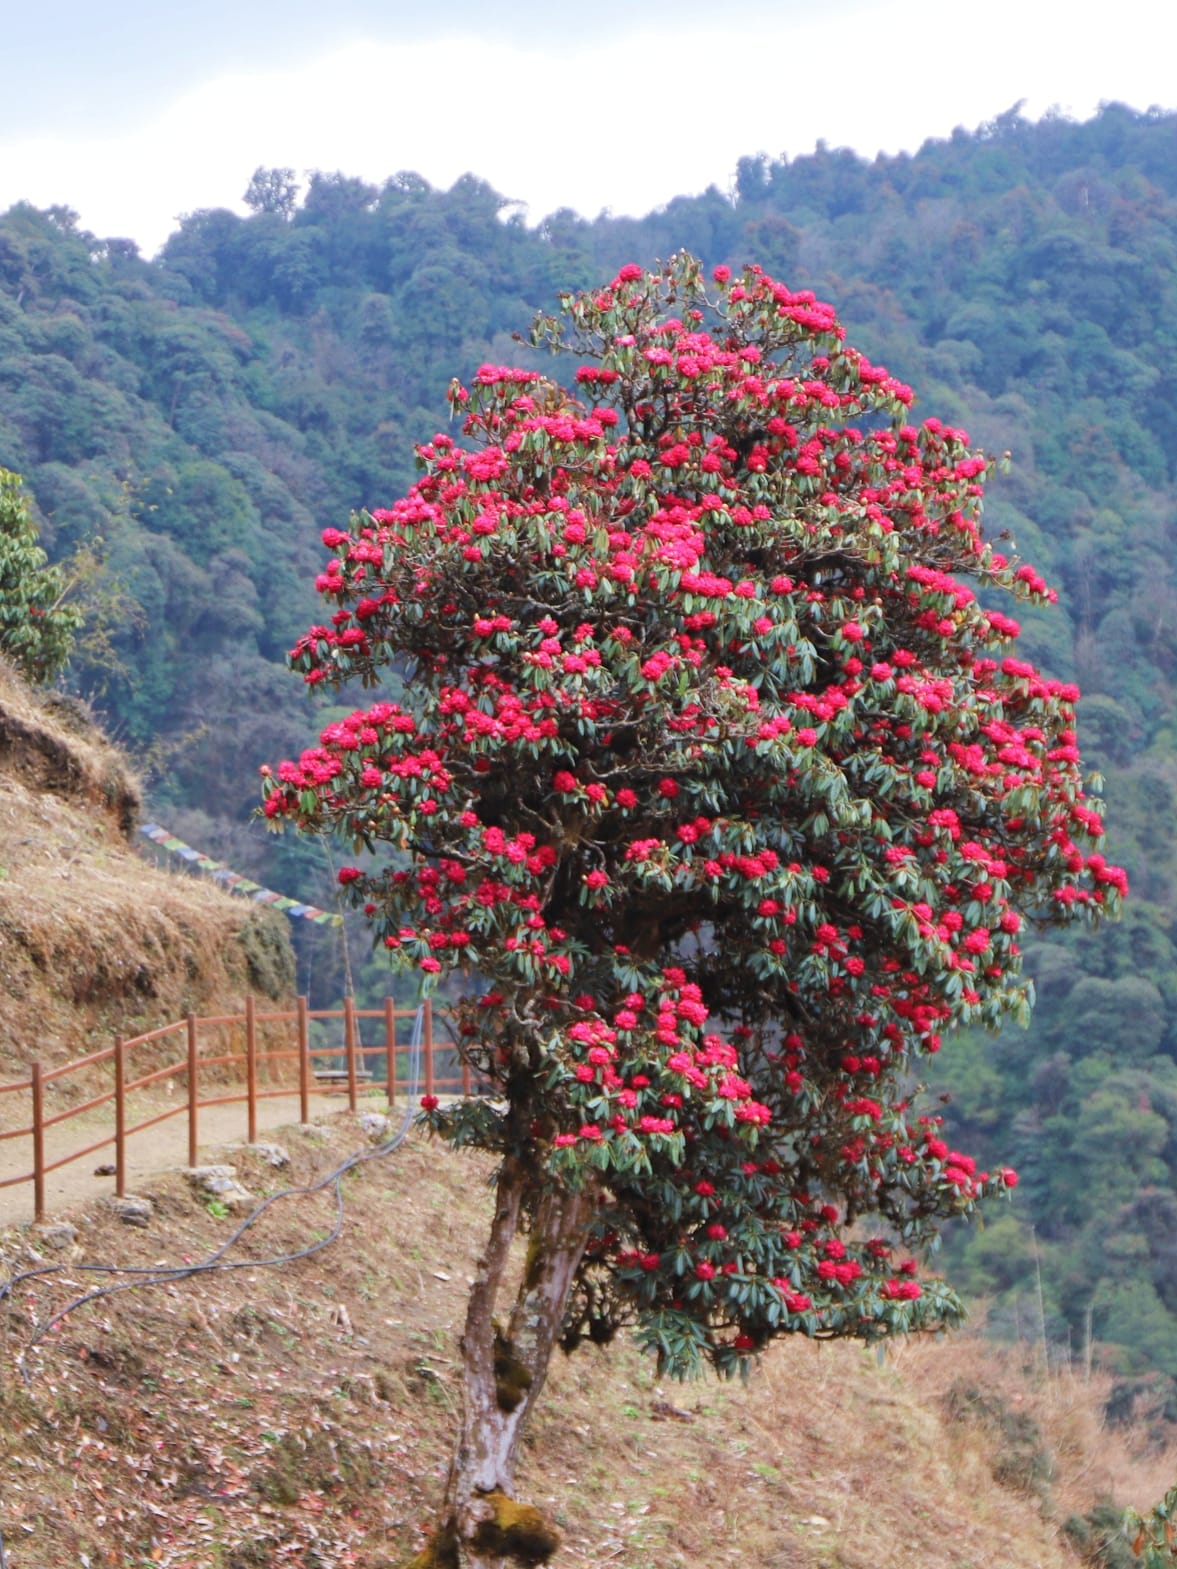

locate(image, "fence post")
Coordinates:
31 1062 45 1224
187 1013 199 1168
298 995 310 1125
424 998 434 1101
384 997 396 1107
344 994 358 1112
246 994 258 1144
114 1035 126 1197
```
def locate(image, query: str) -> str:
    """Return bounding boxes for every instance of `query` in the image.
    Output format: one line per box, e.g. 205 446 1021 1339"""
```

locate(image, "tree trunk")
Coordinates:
408 1156 595 1569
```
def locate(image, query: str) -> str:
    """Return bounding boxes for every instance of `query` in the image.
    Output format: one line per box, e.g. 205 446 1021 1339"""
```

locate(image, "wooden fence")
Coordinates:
0 996 460 1223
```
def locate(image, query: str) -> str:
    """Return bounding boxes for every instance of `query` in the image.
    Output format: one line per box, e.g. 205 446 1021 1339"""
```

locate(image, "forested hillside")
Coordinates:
2 101 1176 1395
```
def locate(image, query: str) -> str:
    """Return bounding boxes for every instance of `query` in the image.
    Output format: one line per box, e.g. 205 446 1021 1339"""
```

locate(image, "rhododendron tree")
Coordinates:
263 254 1124 1569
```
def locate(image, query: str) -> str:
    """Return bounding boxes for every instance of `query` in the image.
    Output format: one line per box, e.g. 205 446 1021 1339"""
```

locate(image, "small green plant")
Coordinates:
1125 1482 1177 1566
1064 1503 1141 1567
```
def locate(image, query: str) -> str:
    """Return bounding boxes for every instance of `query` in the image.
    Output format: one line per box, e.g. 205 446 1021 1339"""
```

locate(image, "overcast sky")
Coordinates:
1 0 1172 257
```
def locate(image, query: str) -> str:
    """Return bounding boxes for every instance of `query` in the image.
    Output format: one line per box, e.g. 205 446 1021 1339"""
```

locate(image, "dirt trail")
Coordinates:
0 1084 397 1227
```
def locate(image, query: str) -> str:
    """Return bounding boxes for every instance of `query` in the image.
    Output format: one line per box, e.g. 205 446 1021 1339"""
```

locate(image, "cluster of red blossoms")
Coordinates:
264 254 1122 1373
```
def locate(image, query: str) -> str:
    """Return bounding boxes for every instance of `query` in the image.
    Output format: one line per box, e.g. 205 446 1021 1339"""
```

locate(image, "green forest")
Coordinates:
3 101 1177 1404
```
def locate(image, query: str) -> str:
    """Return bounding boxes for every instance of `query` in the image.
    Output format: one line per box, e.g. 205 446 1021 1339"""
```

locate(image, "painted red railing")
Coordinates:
0 995 461 1223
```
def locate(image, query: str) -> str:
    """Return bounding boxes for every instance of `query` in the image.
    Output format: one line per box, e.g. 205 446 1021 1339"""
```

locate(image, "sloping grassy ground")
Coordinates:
1 1112 1171 1569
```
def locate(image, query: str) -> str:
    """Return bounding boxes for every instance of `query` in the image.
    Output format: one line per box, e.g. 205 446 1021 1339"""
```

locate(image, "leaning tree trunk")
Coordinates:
406 1155 596 1569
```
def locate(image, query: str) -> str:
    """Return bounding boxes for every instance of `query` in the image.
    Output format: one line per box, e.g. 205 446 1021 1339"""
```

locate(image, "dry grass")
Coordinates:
2 1113 1169 1569
0 659 294 1072
901 1332 1177 1534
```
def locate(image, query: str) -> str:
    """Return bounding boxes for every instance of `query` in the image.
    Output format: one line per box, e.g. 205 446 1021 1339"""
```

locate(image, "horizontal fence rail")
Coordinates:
0 995 477 1223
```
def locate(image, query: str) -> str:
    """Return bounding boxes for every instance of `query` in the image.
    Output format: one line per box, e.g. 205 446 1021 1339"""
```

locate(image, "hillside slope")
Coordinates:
1 1114 1171 1569
0 658 293 1071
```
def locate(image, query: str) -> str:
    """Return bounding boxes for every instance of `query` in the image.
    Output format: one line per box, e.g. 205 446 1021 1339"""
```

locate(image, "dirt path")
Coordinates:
0 1084 396 1228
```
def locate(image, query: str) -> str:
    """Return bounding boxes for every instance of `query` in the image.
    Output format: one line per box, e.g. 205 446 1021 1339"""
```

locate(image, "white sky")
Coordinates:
0 0 1172 257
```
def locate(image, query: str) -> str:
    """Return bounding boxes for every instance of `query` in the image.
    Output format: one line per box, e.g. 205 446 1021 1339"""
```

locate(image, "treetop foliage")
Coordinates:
263 255 1123 1376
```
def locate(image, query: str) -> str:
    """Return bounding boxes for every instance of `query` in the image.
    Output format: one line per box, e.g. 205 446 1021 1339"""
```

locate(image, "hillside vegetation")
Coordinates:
2 1113 1174 1569
2 102 1177 1384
